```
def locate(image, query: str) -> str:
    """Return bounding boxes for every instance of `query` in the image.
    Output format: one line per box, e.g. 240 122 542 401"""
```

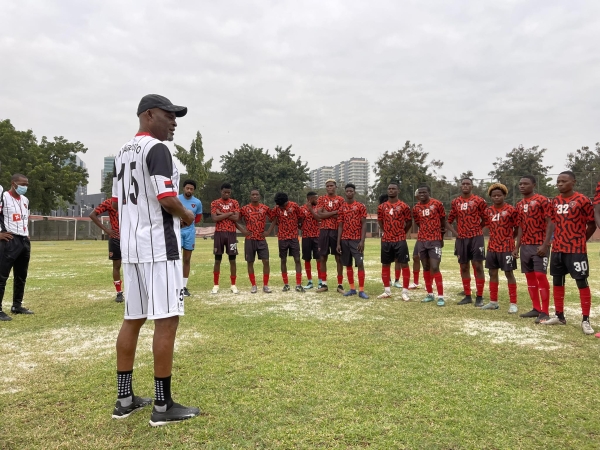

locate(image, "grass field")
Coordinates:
1 238 600 449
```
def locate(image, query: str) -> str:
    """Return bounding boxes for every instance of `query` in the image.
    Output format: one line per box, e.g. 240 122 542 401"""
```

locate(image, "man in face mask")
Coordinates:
0 173 33 321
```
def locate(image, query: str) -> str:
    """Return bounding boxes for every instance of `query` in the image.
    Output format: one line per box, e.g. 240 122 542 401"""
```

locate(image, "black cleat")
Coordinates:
149 402 201 427
182 287 191 297
112 396 152 419
474 296 484 308
282 284 291 292
115 292 124 303
295 285 305 293
520 309 540 318
11 306 34 315
457 296 473 305
337 284 345 294
0 311 12 321
535 312 550 324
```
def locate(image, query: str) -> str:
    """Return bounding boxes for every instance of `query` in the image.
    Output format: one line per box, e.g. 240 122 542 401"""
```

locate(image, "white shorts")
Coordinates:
123 260 184 320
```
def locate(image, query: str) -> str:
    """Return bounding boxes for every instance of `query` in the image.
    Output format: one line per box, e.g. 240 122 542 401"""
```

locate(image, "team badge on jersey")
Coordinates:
191 204 196 208
502 211 507 216
12 214 21 221
164 180 173 188
569 201 576 208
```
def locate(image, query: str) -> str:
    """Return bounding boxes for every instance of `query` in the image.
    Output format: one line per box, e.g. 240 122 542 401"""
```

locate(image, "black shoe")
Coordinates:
457 296 473 305
295 285 305 293
183 287 191 297
520 308 540 318
282 284 291 292
337 284 345 294
11 306 34 315
112 395 152 419
115 292 124 303
149 402 201 427
474 296 484 308
0 311 12 321
457 290 465 296
535 312 550 324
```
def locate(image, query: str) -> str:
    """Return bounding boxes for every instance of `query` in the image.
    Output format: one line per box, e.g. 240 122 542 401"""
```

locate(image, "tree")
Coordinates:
197 171 227 214
0 119 88 214
565 142 600 198
101 171 113 197
175 131 213 192
488 145 555 202
371 141 443 206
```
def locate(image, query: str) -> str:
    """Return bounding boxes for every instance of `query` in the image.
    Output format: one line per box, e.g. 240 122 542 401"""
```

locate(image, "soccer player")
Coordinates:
412 185 446 306
446 178 487 307
211 183 241 294
111 94 199 426
239 189 275 293
272 192 305 292
178 179 202 296
377 182 412 300
316 180 345 293
514 176 552 322
0 174 33 321
481 183 520 313
409 188 421 290
336 183 369 299
380 194 403 289
89 198 123 303
300 192 322 289
542 171 596 335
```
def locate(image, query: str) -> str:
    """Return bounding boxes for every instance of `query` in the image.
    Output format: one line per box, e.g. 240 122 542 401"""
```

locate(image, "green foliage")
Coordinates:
175 131 213 193
220 144 310 206
198 170 227 213
566 142 600 198
101 171 113 197
0 119 88 214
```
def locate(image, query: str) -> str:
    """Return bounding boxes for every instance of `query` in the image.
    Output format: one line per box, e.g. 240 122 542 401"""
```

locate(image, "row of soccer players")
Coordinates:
210 171 599 336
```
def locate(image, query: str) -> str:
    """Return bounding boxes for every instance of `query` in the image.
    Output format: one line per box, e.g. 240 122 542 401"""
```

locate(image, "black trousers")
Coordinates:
0 235 31 309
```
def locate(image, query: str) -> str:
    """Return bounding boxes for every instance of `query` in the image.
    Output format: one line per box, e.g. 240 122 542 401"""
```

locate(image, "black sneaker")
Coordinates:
0 311 12 321
112 395 152 419
337 284 345 294
474 296 484 308
295 285 305 293
149 402 201 427
520 309 540 318
457 296 473 305
535 312 550 324
11 306 34 315
282 285 291 292
115 292 124 303
183 287 191 297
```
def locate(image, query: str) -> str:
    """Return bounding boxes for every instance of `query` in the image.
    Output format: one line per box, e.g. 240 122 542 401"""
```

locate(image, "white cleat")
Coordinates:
401 289 411 302
231 285 239 294
211 285 219 294
377 291 392 299
408 283 420 290
582 320 595 335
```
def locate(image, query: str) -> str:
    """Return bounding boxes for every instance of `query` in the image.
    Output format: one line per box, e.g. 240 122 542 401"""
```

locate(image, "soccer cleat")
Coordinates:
422 293 435 303
437 297 445 307
295 285 305 293
520 309 540 318
316 284 328 293
343 289 358 297
581 320 595 335
11 306 33 314
358 291 370 299
0 311 12 321
304 281 314 290
112 396 152 419
149 402 201 427
393 281 402 289
211 285 219 294
230 285 239 294
318 281 323 289
481 301 499 310
535 312 550 324
250 285 258 294
408 283 420 290
115 292 124 303
457 296 473 305
263 286 272 293
282 284 291 292
337 285 345 294
377 291 392 299
508 304 518 314
182 287 191 297
541 316 566 325
474 296 484 308
401 290 410 302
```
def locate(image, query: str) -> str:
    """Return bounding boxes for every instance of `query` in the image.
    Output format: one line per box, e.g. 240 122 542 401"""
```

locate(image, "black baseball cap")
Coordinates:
137 94 187 117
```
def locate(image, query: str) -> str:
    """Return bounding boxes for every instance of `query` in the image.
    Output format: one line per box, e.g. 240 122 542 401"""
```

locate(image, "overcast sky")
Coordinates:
1 0 599 193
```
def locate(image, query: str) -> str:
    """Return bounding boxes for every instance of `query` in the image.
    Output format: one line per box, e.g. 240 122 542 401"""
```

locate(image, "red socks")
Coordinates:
475 277 485 297
213 271 220 285
358 270 365 291
489 281 499 301
230 275 236 286
337 274 343 285
553 286 565 314
317 261 322 277
535 272 550 314
508 283 517 304
113 280 122 293
382 266 391 287
346 267 355 290
305 261 312 280
580 287 591 316
263 274 269 286
524 272 541 310
295 272 302 286
249 273 256 286
282 272 289 285
401 267 410 289
462 278 472 296
423 271 432 294
433 272 443 296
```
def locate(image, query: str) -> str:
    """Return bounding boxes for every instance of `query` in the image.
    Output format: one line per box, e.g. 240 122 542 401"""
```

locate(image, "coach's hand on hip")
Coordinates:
0 232 13 241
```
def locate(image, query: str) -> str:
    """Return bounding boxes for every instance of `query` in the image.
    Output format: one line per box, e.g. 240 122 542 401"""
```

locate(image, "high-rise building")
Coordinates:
102 156 114 186
309 166 334 189
75 156 87 196
334 158 369 194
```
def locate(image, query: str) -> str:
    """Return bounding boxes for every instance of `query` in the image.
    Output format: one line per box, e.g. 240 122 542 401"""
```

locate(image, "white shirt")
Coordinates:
112 133 181 263
0 190 29 237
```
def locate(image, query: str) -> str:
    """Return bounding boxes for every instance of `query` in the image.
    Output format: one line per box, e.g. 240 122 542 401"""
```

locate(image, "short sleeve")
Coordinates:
594 182 600 205
94 200 109 215
583 197 594 221
146 143 176 199
377 204 383 222
210 200 219 214
448 200 456 223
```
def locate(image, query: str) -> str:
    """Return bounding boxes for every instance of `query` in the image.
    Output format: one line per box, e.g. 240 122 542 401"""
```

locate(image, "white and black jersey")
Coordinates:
112 133 181 263
0 190 29 237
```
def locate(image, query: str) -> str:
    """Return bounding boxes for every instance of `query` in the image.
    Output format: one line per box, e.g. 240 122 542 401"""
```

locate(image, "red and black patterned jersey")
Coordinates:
593 181 600 205
300 204 320 238
94 199 119 239
317 195 345 230
516 194 552 245
448 194 487 238
272 201 301 240
378 200 411 242
551 192 594 253
484 203 520 252
211 198 240 233
338 201 367 240
412 199 445 242
240 203 273 241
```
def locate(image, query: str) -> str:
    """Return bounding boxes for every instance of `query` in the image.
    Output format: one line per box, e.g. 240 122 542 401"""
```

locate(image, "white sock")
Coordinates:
385 287 391 293
183 278 188 287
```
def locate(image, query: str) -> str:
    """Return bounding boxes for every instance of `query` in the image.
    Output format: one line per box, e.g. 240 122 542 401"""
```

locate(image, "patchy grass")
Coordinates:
1 238 599 449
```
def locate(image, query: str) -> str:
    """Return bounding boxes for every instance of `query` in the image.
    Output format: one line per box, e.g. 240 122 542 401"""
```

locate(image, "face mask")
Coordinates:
15 185 28 195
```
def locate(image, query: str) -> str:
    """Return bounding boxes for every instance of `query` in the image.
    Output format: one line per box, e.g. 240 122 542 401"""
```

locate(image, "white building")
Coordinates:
309 166 335 189
310 158 369 194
